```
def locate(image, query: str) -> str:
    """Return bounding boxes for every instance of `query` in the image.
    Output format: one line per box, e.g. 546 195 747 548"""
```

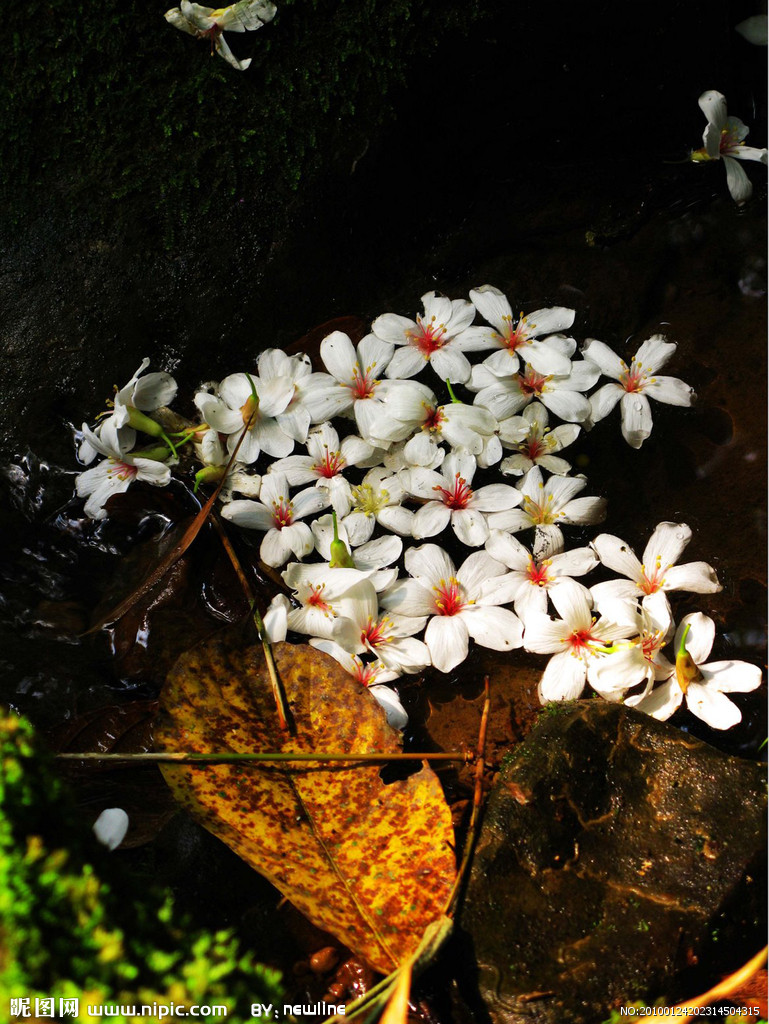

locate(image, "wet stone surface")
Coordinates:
458 701 767 1024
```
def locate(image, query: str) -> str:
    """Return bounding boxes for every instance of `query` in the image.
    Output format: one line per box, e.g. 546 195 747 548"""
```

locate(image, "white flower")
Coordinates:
401 451 522 548
373 384 499 466
487 466 607 550
220 473 329 567
633 613 762 729
469 356 600 424
312 331 428 444
194 369 297 464
164 0 276 71
466 285 577 377
254 349 316 443
404 402 499 467
331 579 431 674
590 522 721 609
374 291 486 384
380 544 523 673
583 336 695 448
76 424 173 520
691 90 768 203
523 581 637 703
92 808 129 851
589 591 675 701
268 422 376 517
342 467 414 545
282 563 376 639
498 402 581 476
79 358 177 465
383 438 446 472
261 593 291 643
485 529 597 627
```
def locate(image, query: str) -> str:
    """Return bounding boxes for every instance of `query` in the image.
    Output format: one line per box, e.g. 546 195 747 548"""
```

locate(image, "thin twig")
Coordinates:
447 674 490 915
55 751 473 764
210 510 292 732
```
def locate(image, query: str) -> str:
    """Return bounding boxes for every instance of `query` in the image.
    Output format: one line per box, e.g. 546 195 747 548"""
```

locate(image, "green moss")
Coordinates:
1 0 479 232
0 712 282 1023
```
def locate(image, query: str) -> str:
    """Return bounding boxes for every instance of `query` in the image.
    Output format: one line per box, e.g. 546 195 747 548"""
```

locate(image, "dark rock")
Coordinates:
458 701 767 1024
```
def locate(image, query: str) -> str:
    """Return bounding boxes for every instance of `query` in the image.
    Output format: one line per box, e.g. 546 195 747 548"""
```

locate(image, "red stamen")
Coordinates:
433 577 465 617
526 558 551 587
518 368 550 396
307 586 331 613
271 500 294 529
350 366 376 400
408 316 447 357
435 473 473 510
423 405 446 433
109 461 138 483
313 446 346 478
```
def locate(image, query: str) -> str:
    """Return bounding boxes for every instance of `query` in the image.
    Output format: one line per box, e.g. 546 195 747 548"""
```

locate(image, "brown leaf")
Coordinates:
155 632 456 973
49 700 177 847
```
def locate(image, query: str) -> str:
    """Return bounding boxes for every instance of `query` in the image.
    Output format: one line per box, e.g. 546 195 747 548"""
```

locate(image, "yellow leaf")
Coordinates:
155 632 456 973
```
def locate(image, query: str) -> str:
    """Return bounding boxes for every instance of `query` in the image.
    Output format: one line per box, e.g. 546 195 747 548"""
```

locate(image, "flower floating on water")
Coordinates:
583 335 695 448
79 358 178 464
523 581 635 703
76 424 174 520
373 291 485 384
590 521 721 610
68 283 761 733
469 354 599 424
498 401 581 477
221 472 329 567
164 0 277 71
485 529 598 628
487 465 607 551
633 614 762 729
467 286 577 377
690 90 768 204
381 544 523 673
400 451 522 548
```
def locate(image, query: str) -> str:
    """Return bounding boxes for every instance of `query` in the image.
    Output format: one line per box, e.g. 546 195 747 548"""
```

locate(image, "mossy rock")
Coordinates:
1 0 478 233
458 701 767 1024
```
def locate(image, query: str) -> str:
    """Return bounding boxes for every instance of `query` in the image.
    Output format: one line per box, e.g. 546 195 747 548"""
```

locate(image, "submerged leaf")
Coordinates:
155 633 456 973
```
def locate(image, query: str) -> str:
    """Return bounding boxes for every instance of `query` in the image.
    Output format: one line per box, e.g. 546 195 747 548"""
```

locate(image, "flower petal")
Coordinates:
699 660 762 693
462 606 523 651
644 376 696 407
539 650 587 702
425 614 469 673
685 682 742 730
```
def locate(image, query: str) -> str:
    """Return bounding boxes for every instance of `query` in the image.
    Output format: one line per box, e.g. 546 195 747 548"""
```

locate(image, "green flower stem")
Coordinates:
445 379 462 403
677 622 692 658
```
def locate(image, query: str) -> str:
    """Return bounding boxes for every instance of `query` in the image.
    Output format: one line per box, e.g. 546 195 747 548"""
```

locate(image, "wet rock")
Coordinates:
458 701 767 1024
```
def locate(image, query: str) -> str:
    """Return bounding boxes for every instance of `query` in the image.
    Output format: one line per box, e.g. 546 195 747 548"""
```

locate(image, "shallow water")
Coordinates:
0 6 766 1011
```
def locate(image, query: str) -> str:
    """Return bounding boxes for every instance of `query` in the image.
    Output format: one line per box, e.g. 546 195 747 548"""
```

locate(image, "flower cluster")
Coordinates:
73 287 762 732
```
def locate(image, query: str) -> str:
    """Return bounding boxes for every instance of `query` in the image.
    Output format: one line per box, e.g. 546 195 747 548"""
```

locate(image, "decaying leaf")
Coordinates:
155 632 456 974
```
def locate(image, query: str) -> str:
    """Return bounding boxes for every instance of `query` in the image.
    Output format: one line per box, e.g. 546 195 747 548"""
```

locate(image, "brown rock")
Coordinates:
458 701 767 1024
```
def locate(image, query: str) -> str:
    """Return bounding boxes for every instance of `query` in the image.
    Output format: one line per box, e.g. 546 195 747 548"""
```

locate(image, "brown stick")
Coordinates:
447 675 490 915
